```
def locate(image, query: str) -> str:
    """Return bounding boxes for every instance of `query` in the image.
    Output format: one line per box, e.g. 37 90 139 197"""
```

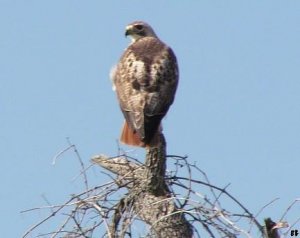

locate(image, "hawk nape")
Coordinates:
111 21 179 147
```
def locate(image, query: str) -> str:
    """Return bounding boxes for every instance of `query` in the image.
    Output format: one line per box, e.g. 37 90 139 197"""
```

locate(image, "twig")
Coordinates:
52 144 74 165
67 138 89 192
280 198 300 221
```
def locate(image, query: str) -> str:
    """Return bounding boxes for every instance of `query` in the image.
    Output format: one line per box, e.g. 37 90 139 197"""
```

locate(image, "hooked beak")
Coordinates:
125 26 133 37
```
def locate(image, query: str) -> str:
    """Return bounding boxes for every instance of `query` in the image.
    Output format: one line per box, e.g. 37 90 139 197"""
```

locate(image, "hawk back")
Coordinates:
114 36 178 146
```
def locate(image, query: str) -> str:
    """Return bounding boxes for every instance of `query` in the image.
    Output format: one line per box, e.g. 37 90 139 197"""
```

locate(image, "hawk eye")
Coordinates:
135 24 144 31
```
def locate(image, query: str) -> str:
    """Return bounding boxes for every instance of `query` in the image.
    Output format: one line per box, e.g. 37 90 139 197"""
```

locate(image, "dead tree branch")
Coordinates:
92 133 193 237
22 135 297 237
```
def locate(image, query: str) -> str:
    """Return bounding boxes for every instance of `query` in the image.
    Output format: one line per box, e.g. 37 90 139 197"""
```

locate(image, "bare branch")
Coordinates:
23 138 299 238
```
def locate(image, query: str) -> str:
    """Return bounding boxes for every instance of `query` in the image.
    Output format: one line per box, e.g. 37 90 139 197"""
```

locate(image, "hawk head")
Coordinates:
125 21 157 42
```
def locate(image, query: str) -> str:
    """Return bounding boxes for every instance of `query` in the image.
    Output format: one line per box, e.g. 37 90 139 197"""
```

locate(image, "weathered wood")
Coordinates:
92 133 193 237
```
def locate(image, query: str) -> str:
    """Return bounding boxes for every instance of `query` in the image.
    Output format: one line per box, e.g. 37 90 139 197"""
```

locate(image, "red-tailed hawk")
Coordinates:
112 21 179 147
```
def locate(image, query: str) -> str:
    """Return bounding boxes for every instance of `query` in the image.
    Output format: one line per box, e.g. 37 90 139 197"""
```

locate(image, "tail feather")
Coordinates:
120 121 161 147
120 121 145 147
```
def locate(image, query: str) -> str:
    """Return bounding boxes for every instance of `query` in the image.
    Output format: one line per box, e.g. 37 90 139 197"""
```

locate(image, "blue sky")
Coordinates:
1 1 300 237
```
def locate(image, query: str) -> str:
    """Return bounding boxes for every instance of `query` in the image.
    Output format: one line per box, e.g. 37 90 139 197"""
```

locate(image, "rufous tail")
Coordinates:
120 121 161 147
120 121 145 147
